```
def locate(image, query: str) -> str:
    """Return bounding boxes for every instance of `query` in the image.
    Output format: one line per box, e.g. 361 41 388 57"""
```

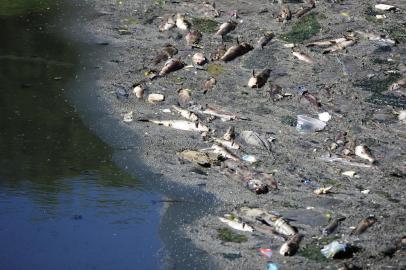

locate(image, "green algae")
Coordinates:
217 228 248 243
299 243 327 262
192 17 219 33
207 64 225 75
281 14 321 43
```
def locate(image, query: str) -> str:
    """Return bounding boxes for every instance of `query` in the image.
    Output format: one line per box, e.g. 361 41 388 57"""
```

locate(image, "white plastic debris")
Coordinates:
375 14 386 19
342 171 357 178
296 115 327 133
123 111 133 123
374 4 395 11
147 93 165 103
321 241 347 259
361 190 370 194
399 110 406 122
242 154 257 163
318 112 332 122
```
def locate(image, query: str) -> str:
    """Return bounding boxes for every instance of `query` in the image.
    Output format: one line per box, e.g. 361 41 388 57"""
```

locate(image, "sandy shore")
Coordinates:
78 0 406 269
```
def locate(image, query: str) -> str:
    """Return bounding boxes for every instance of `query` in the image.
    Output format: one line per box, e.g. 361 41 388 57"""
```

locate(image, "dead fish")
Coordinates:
354 145 375 164
223 126 235 141
319 154 373 168
245 179 269 194
133 84 145 99
375 4 396 11
280 234 303 256
159 58 185 76
215 20 237 37
221 42 253 62
257 172 278 190
186 30 202 47
219 214 254 232
177 88 191 107
247 69 271 88
257 32 274 49
177 149 218 167
172 105 199 122
301 91 321 108
210 144 240 161
306 37 348 47
175 13 190 31
203 77 216 94
202 105 237 121
241 130 272 152
295 0 315 18
153 44 178 65
159 15 175 32
314 186 333 195
322 217 346 236
211 44 227 61
237 207 279 225
192 52 206 65
292 50 315 64
381 236 406 257
274 218 296 236
323 39 356 54
139 119 209 132
351 216 377 235
212 137 240 150
276 6 291 22
385 77 406 96
355 31 397 46
252 224 287 241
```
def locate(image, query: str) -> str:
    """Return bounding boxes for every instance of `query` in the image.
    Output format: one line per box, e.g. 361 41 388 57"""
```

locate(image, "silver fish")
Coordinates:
192 52 206 65
306 37 348 47
257 32 274 49
172 105 199 122
212 138 240 149
139 119 209 132
241 130 272 152
203 105 238 121
292 50 314 64
221 42 253 62
159 58 185 76
215 21 237 37
219 214 254 232
280 234 303 256
211 44 227 61
323 39 356 54
274 218 296 236
211 144 240 161
314 186 333 195
247 69 271 88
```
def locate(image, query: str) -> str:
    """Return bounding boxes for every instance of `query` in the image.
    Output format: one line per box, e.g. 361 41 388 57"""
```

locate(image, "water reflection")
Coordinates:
0 3 161 270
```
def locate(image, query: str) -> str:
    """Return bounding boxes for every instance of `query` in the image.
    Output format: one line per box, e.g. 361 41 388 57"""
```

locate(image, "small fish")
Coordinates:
211 44 227 61
295 0 315 18
241 130 272 152
292 50 315 64
177 88 191 107
133 84 145 99
172 105 199 122
221 42 253 62
139 119 209 132
186 30 202 47
159 15 175 32
219 214 254 232
215 20 237 37
245 179 269 194
355 31 397 46
323 39 356 54
276 6 291 22
223 126 235 141
203 77 216 94
257 32 274 49
351 216 377 235
192 52 206 66
321 241 347 258
211 144 240 161
314 186 333 195
175 13 190 31
212 138 240 150
306 37 348 47
274 218 296 236
203 105 238 121
354 145 375 164
322 217 346 236
159 58 185 76
247 69 271 88
301 91 321 108
153 44 178 65
279 234 303 256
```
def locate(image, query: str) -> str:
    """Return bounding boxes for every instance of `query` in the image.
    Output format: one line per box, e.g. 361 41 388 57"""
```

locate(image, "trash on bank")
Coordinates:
321 241 348 258
318 112 331 122
242 154 257 163
266 262 279 270
259 248 273 258
296 115 326 133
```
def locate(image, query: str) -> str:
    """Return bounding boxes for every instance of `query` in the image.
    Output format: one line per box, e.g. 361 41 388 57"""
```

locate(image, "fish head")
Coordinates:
246 179 269 194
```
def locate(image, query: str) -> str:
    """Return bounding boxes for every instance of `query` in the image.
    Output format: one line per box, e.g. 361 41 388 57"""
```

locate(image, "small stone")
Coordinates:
342 171 356 178
147 93 165 103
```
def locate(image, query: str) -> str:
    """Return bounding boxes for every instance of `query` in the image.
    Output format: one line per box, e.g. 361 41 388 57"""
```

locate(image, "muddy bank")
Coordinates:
78 0 405 269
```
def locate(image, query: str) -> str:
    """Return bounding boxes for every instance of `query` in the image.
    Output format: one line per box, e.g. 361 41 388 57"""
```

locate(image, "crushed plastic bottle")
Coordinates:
266 262 279 270
296 115 327 133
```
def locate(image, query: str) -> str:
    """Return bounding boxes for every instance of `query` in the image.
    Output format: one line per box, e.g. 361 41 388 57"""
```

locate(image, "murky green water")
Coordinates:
0 2 162 269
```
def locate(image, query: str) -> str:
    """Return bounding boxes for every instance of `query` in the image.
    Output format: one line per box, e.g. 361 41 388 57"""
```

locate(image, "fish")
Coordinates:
175 13 190 31
276 6 291 22
172 105 199 122
322 217 346 236
159 58 185 76
221 42 253 62
254 224 287 241
274 218 296 236
314 186 333 195
257 32 274 49
247 69 271 88
375 4 396 11
351 216 377 235
153 44 178 65
159 15 175 32
355 31 397 45
237 207 279 225
203 77 216 94
241 130 272 152
177 88 191 107
223 126 235 141
215 21 237 37
147 93 165 103
321 241 347 258
292 50 315 64
323 39 356 54
210 144 240 161
211 44 227 61
385 77 406 96
185 30 202 47
212 138 240 150
139 119 209 132
295 0 315 18
306 37 348 47
192 52 206 66
245 179 269 194
177 150 218 167
279 234 303 256
203 105 239 121
132 84 145 99
354 145 375 164
301 91 321 108
219 214 254 232
319 154 374 168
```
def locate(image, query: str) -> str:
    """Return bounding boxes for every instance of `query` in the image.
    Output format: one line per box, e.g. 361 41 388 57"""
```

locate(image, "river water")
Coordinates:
0 2 162 269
